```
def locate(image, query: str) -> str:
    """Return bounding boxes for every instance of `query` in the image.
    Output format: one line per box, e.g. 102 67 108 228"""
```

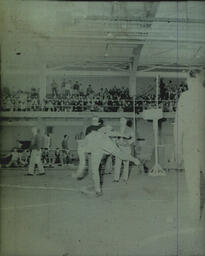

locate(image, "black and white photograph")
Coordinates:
0 1 205 255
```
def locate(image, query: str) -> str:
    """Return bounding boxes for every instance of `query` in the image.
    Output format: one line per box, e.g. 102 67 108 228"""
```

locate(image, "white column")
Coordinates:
39 64 47 104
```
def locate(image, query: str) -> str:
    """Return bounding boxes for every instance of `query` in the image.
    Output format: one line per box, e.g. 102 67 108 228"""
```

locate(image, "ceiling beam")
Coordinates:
87 16 205 24
45 69 188 78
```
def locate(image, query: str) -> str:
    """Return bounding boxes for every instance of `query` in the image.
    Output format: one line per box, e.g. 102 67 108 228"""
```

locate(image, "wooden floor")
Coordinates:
0 168 205 256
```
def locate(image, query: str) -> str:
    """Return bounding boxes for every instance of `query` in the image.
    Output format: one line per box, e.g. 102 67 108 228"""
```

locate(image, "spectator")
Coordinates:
86 84 94 95
26 127 45 176
62 135 69 151
61 78 66 96
48 149 55 167
19 149 30 167
51 79 58 97
55 148 63 166
43 132 52 149
5 148 21 168
73 81 80 95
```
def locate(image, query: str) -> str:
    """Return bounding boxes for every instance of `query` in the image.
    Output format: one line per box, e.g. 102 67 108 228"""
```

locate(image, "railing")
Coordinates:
0 100 177 113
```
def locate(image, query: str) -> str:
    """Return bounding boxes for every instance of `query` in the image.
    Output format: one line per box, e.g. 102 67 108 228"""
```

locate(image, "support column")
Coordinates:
39 64 47 104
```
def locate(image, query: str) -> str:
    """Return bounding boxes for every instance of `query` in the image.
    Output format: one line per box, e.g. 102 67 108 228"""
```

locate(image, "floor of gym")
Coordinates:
0 167 205 256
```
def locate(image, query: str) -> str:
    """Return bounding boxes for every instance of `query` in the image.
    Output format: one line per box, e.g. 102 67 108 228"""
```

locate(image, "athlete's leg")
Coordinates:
122 160 129 182
114 157 122 181
91 150 104 194
28 150 36 175
101 136 140 165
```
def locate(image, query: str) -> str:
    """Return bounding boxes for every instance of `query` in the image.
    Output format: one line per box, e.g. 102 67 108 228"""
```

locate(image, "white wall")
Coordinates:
0 119 174 168
2 73 41 93
46 76 155 96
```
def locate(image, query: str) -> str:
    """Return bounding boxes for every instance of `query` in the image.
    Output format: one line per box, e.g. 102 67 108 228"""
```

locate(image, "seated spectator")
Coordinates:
62 150 70 165
19 149 30 167
55 148 63 166
73 81 80 95
41 148 49 167
99 88 104 97
48 149 55 167
5 148 21 168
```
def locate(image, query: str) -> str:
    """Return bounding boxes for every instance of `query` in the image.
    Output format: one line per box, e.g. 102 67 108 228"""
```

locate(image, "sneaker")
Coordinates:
24 173 34 176
113 180 119 183
37 173 46 176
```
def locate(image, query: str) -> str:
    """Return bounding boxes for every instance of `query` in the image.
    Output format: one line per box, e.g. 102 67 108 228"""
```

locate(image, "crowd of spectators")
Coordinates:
0 148 72 168
0 88 40 112
0 78 188 113
0 134 72 168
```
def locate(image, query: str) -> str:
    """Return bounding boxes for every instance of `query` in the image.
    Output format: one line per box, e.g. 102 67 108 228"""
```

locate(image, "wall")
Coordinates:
0 118 175 168
46 75 155 96
2 73 41 93
0 126 32 151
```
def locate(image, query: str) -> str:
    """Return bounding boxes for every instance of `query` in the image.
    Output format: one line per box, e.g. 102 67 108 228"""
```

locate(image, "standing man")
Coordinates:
86 84 94 96
73 117 104 178
43 131 52 150
113 118 135 182
61 78 66 96
61 134 70 165
74 125 140 196
26 127 45 176
51 79 58 98
62 134 69 150
85 117 104 136
174 70 205 221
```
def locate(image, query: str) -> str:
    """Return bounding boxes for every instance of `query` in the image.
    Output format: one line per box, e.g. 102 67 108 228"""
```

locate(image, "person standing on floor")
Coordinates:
43 131 52 150
61 134 70 165
61 134 69 151
74 125 140 196
174 69 205 221
26 127 45 176
113 118 135 183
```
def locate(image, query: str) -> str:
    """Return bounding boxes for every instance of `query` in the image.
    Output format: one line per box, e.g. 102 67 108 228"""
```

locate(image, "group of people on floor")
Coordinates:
73 116 141 196
17 115 140 191
0 134 71 169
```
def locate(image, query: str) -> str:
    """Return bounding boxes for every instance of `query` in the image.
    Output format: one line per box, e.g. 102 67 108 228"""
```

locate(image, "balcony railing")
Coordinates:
1 100 177 113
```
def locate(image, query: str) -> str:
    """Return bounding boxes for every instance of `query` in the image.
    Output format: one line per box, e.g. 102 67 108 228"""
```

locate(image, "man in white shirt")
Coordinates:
113 118 135 182
26 127 45 176
74 123 140 196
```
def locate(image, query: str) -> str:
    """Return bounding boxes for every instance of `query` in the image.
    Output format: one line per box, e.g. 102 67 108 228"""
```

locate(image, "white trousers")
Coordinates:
114 146 130 181
28 150 45 175
76 136 139 193
76 147 103 193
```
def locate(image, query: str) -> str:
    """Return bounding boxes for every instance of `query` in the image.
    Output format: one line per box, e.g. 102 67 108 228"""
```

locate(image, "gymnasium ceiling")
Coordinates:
1 1 205 73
